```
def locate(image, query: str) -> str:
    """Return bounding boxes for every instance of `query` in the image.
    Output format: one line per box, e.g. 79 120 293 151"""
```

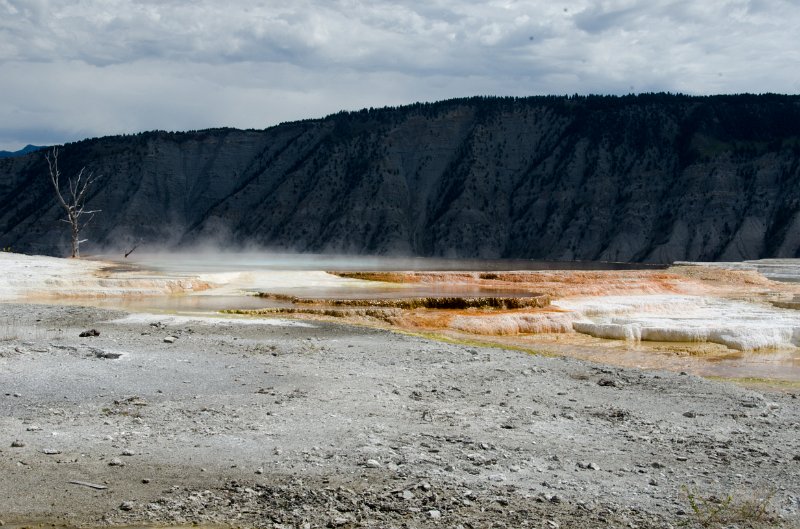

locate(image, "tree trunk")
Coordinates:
71 214 80 258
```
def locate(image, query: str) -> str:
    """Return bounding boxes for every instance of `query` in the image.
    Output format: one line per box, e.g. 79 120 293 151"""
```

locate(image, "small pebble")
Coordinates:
365 459 381 468
163 336 176 344
121 449 135 456
141 478 151 484
119 501 134 511
428 510 441 519
108 458 124 466
255 467 264 475
11 440 24 448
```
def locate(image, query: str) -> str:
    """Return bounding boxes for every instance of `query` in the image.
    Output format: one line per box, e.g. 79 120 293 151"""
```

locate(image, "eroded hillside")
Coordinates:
2 94 799 261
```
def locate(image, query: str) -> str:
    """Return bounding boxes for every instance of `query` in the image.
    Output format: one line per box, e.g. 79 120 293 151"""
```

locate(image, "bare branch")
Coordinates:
124 239 142 258
46 148 69 210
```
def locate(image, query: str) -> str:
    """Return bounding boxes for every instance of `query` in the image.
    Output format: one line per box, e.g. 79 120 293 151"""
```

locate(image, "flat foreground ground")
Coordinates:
1 303 798 528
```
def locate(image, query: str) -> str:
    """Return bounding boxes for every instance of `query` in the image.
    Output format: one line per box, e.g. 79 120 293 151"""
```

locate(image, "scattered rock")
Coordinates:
142 478 151 484
546 521 560 529
79 329 100 337
10 440 24 448
119 501 134 511
428 509 441 519
121 449 135 456
93 349 122 359
683 411 697 418
365 459 381 468
25 425 41 431
649 478 659 486
401 490 415 500
163 336 177 344
598 378 617 387
108 458 125 467
41 448 61 455
255 467 264 475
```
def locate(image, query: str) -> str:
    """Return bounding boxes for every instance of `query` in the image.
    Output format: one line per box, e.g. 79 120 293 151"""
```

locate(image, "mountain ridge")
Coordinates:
1 93 800 262
0 144 45 159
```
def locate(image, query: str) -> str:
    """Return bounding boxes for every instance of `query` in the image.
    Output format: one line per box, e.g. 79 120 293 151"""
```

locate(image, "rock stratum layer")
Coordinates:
2 94 800 262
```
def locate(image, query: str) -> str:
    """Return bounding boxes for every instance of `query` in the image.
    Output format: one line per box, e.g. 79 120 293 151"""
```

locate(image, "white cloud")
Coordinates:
0 0 799 149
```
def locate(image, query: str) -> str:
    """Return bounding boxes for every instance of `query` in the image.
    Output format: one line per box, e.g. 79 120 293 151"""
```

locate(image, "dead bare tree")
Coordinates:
45 147 101 258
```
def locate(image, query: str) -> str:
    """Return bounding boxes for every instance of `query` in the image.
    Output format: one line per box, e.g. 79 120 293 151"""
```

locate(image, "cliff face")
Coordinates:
2 94 800 262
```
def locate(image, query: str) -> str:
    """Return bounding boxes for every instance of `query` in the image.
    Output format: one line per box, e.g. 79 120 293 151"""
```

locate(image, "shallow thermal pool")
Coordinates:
89 252 653 311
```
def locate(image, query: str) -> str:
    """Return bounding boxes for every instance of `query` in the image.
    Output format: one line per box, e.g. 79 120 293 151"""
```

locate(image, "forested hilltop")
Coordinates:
2 93 800 262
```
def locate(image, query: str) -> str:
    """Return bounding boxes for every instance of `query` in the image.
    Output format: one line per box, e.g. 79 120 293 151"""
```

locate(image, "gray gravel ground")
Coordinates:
0 303 798 529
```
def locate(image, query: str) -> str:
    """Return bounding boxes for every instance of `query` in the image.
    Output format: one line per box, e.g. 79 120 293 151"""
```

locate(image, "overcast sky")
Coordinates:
1 0 798 150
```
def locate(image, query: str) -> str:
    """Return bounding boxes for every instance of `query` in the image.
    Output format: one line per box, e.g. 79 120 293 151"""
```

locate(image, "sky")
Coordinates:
1 0 799 151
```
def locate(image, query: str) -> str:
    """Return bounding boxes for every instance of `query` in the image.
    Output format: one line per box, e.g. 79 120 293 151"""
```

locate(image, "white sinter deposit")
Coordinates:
559 294 800 351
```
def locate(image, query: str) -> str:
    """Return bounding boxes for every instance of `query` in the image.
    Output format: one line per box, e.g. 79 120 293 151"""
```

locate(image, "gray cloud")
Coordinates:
0 0 798 150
